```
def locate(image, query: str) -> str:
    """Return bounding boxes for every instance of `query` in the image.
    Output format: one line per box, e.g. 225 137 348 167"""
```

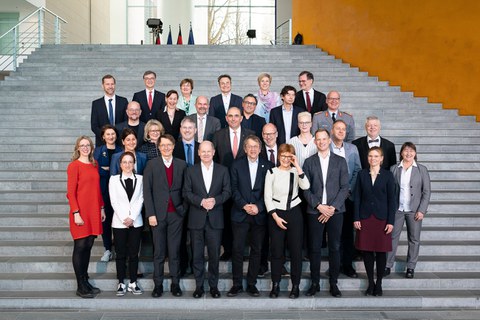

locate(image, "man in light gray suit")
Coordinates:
303 128 350 298
187 96 221 142
330 120 362 278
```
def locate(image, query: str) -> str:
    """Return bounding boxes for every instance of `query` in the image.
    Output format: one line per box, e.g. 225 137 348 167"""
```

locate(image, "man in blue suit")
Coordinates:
303 128 350 298
330 120 362 278
90 74 128 146
269 86 303 145
208 74 243 128
227 135 273 297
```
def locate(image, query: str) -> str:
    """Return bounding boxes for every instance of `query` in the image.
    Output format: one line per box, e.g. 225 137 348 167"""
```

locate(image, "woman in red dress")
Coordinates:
67 136 106 298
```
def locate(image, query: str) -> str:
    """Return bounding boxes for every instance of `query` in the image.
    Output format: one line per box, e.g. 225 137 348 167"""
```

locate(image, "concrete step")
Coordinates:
0 271 479 292
0 288 479 310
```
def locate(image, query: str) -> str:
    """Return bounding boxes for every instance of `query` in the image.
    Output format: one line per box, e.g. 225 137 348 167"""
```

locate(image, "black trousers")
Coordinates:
231 216 266 286
341 198 356 269
113 226 142 283
151 211 184 286
190 216 223 288
101 191 114 251
307 212 343 285
269 205 303 286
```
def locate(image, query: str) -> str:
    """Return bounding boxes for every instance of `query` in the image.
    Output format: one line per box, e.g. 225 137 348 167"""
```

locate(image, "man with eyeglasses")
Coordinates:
115 101 146 148
294 70 327 116
143 134 187 298
132 70 166 123
312 91 355 142
241 94 266 139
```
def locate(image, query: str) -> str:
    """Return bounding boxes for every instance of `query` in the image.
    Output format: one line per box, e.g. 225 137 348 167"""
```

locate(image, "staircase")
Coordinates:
0 44 479 310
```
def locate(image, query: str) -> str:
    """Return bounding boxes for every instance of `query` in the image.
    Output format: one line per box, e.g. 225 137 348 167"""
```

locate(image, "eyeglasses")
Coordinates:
159 144 173 148
79 144 91 148
149 130 161 133
327 98 340 101
299 121 311 126
245 145 259 149
243 101 256 106
262 132 277 137
121 160 134 164
128 109 141 113
279 155 293 160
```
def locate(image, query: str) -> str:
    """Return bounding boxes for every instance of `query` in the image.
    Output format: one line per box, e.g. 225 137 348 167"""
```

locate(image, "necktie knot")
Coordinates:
332 112 336 122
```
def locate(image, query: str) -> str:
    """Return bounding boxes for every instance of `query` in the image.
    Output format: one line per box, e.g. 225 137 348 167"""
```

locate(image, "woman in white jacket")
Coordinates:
109 151 144 296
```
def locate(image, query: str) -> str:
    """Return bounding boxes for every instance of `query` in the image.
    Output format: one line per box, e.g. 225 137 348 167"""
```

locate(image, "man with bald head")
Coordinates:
183 141 231 299
187 96 221 142
115 101 146 148
312 91 355 143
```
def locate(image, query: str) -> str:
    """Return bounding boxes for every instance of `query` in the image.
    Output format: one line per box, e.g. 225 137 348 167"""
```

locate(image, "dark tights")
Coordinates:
363 251 386 287
72 235 96 282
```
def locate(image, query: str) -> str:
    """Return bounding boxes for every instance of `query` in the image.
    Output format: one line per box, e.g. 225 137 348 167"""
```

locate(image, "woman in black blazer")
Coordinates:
354 146 396 297
156 90 186 141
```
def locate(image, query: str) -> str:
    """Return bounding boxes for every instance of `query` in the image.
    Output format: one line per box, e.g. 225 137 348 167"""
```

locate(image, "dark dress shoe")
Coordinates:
210 286 221 298
136 273 144 278
151 285 163 298
289 285 300 299
246 285 260 297
269 282 280 298
365 284 374 296
373 283 383 296
83 277 101 294
343 267 358 278
406 268 415 278
383 267 391 277
305 283 320 296
193 286 204 298
329 284 342 297
170 283 182 297
227 285 243 297
281 266 290 277
258 265 268 278
220 252 231 261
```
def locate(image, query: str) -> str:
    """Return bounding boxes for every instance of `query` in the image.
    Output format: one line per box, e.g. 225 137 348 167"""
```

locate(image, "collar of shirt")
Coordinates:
162 156 172 167
331 141 344 151
122 173 134 181
183 139 195 145
229 127 241 135
201 161 214 171
145 89 154 96
282 105 293 112
399 160 418 168
318 150 331 160
104 95 115 103
304 88 314 97
248 158 259 165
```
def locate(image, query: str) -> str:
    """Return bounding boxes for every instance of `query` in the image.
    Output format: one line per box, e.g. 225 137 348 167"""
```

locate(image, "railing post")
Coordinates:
55 16 60 44
288 19 292 45
38 9 43 46
13 27 17 71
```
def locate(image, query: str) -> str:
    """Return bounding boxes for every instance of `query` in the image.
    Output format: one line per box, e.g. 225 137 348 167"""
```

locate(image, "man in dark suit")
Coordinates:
227 135 274 297
187 95 221 142
173 117 200 166
132 70 166 123
303 128 350 298
143 134 187 298
208 74 243 128
90 74 128 146
115 101 146 148
352 116 397 169
269 85 302 145
183 141 231 299
294 70 327 116
259 123 280 167
212 106 255 261
241 94 266 139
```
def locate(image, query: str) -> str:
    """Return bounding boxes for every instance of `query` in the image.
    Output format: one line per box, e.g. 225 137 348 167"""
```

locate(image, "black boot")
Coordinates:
269 282 280 298
84 275 101 294
76 277 96 298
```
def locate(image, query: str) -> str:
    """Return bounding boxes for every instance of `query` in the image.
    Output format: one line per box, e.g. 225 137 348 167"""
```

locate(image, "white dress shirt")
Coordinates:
222 93 231 113
201 162 214 193
281 106 293 142
248 158 259 189
398 160 417 212
318 151 330 204
229 127 241 153
104 95 116 123
367 135 381 148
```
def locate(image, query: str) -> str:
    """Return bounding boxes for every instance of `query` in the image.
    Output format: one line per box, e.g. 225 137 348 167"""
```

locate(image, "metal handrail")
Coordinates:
0 6 67 72
273 19 292 45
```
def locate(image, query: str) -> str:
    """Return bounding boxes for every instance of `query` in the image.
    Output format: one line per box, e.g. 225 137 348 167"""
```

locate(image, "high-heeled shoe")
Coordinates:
373 282 383 296
269 282 280 298
364 284 374 296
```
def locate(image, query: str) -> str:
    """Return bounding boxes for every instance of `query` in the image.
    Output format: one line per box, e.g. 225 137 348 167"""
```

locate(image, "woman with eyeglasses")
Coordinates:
264 143 310 299
67 136 105 298
139 119 165 161
288 111 317 168
109 151 144 296
176 78 197 116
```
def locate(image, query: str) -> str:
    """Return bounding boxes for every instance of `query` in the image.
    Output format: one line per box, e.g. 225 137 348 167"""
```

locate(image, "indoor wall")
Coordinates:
292 0 480 120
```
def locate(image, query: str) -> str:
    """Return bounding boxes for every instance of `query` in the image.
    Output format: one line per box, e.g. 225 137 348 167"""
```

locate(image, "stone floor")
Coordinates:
2 309 480 320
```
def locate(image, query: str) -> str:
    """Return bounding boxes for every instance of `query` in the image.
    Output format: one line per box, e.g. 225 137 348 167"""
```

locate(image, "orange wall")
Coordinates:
292 0 480 120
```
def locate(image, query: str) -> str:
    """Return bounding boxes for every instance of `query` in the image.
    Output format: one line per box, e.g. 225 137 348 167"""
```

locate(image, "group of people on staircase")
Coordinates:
66 70 431 299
